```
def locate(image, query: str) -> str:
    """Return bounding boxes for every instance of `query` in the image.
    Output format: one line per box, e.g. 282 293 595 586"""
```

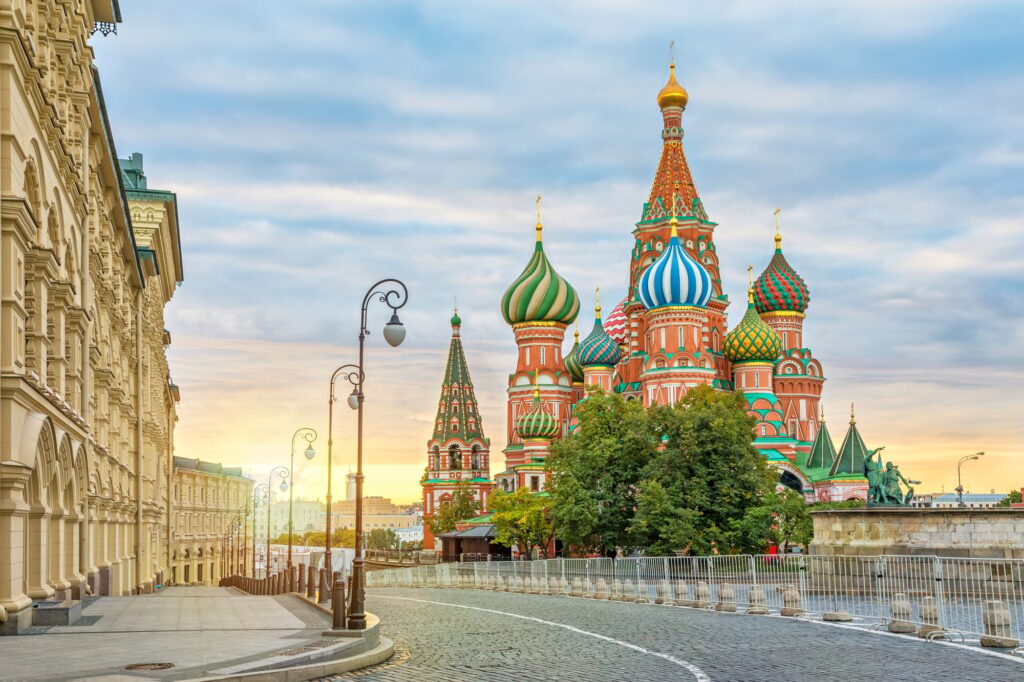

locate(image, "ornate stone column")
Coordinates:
0 464 34 616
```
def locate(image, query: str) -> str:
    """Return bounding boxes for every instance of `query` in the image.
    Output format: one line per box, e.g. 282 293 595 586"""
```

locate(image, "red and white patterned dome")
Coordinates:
603 297 629 346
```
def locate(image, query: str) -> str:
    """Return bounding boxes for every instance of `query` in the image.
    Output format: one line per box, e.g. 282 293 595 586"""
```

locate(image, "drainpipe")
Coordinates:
135 289 144 593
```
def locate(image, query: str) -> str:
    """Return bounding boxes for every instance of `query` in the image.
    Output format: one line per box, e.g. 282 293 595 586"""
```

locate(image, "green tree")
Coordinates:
427 482 480 537
491 487 556 559
367 528 399 550
996 489 1022 507
733 488 813 553
645 385 776 555
627 479 699 555
548 390 656 556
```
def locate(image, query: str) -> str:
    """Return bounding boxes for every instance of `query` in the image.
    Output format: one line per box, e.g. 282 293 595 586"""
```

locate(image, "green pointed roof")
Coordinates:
432 316 485 443
807 418 837 469
564 326 584 382
829 409 868 476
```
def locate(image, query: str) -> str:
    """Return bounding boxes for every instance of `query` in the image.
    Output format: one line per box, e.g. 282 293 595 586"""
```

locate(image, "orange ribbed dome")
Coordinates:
657 63 689 109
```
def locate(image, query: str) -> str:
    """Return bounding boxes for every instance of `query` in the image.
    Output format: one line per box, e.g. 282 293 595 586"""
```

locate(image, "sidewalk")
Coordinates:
0 587 390 681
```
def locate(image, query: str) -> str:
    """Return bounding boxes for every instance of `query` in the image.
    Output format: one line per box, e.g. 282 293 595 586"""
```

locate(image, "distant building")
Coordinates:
328 496 419 531
253 499 325 538
910 492 1008 509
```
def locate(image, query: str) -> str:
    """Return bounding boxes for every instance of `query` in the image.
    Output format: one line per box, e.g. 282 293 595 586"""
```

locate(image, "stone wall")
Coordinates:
810 508 1024 559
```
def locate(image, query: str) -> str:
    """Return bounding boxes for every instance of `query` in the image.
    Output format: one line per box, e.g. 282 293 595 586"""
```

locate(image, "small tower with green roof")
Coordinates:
422 309 493 550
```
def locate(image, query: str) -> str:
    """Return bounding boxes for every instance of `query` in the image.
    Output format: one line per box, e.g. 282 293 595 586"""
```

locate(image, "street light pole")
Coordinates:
956 451 985 508
266 466 288 574
252 485 268 577
287 428 318 572
348 278 408 630
325 365 361 573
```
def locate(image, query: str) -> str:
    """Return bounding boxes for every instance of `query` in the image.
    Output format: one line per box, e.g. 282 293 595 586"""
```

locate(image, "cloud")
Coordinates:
96 0 1024 502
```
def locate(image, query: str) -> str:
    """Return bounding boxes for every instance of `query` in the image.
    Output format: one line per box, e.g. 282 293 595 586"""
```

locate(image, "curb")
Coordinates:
187 637 395 682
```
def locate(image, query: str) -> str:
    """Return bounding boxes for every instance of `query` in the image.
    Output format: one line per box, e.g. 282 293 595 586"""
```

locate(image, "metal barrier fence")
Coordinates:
365 554 1024 647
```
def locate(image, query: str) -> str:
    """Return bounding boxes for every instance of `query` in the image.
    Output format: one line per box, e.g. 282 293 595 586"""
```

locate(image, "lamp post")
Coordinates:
266 467 289 574
325 366 362 573
956 451 985 508
348 278 408 630
252 485 269 577
287 428 318 572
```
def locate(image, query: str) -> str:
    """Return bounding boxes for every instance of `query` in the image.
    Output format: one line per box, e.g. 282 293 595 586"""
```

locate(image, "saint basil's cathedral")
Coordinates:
422 64 873 549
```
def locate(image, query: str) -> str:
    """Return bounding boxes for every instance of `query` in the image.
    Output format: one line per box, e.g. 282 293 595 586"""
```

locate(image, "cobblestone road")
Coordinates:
323 587 1022 681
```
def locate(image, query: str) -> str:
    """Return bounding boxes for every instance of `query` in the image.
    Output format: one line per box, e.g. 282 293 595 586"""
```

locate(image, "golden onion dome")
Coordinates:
657 63 689 109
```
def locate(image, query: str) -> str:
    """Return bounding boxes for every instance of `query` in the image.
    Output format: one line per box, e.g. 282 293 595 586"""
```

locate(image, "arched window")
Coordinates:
448 445 461 469
470 444 481 470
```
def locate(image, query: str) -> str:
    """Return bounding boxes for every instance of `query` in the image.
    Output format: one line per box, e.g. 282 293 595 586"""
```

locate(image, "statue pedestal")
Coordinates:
810 508 1024 558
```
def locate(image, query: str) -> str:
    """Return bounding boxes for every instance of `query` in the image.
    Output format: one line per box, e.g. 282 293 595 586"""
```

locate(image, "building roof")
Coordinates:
440 524 497 539
172 456 248 481
932 493 1007 503
754 231 809 315
500 208 580 326
829 411 869 477
431 313 486 444
806 419 837 469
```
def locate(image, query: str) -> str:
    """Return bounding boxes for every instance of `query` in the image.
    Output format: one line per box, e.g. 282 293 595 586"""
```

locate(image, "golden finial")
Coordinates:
820 403 826 423
535 194 543 242
595 286 601 317
773 207 782 250
850 402 856 425
533 369 540 401
573 321 579 342
747 265 754 304
669 182 679 239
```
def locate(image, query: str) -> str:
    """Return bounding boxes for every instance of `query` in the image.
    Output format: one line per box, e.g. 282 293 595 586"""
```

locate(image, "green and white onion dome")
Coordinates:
516 386 560 440
501 219 580 326
563 326 584 382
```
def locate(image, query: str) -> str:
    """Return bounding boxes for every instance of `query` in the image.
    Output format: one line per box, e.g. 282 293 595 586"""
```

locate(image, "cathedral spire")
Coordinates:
431 312 485 443
806 407 837 469
830 405 870 476
646 55 699 221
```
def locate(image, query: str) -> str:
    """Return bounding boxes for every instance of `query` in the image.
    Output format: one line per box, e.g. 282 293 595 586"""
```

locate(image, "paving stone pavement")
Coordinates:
318 587 1024 681
0 587 332 681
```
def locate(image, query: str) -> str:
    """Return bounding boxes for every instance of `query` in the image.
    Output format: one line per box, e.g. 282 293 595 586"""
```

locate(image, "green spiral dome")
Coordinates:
564 330 584 382
516 396 560 439
501 238 580 326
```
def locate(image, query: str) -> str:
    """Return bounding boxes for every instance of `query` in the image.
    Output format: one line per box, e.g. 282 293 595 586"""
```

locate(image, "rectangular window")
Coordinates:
530 476 539 492
678 327 684 350
540 347 546 365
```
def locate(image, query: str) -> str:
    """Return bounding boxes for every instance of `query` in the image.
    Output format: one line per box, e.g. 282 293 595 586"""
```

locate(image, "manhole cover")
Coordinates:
125 663 175 671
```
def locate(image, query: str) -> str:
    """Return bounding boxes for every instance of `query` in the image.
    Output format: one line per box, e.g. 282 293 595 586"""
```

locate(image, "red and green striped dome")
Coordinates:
753 237 809 314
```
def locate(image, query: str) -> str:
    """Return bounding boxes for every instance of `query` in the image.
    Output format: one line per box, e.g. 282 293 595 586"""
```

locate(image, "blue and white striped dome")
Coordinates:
638 230 713 309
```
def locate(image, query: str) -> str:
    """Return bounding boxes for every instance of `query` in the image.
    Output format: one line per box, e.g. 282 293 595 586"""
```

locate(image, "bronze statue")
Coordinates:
864 447 886 504
880 461 921 505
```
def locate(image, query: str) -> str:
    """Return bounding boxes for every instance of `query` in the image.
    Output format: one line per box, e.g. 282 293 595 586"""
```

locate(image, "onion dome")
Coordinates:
563 325 584 383
657 62 689 109
577 293 622 367
501 198 580 326
753 220 810 314
603 297 629 345
516 374 560 440
450 307 462 327
638 218 713 310
724 281 783 364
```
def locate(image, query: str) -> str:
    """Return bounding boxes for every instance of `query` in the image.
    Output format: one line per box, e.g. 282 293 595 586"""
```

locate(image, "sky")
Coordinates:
93 1 1024 503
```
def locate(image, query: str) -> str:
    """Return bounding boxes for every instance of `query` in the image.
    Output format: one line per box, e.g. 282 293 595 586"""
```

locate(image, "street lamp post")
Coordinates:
266 466 289 575
287 428 318 572
348 278 408 630
325 366 362 573
956 452 985 508
252 485 268 577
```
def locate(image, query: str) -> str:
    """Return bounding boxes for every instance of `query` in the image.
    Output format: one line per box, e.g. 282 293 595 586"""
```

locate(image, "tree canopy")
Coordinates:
550 386 778 556
490 487 556 559
427 481 480 537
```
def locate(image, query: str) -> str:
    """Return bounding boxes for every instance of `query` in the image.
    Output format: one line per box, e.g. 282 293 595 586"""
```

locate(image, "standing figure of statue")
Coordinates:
864 447 885 505
882 462 921 505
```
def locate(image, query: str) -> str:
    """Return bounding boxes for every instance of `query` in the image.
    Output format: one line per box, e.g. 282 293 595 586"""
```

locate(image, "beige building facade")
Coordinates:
0 2 185 633
170 458 253 585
